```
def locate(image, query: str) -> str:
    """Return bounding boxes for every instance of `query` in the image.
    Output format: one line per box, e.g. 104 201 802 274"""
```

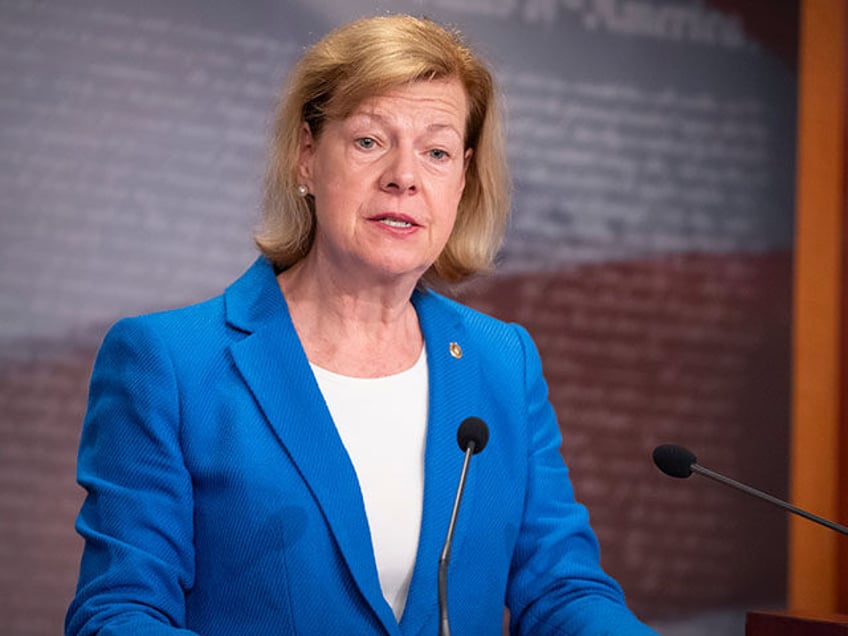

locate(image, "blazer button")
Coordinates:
449 342 462 359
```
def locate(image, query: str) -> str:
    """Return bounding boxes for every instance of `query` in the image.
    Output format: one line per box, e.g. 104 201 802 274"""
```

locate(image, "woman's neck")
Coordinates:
277 258 424 378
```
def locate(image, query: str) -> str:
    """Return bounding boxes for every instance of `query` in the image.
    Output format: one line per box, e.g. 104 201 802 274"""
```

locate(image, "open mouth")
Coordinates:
373 214 419 229
379 218 413 228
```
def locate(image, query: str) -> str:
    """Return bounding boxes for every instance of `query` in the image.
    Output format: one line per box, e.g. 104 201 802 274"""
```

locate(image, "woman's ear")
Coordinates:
461 147 473 190
298 122 315 187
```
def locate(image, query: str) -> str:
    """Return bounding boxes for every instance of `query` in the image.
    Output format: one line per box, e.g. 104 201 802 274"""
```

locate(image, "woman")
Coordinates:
66 15 657 635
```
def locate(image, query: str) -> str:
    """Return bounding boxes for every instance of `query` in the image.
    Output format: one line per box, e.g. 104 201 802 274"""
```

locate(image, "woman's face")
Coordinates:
298 77 470 287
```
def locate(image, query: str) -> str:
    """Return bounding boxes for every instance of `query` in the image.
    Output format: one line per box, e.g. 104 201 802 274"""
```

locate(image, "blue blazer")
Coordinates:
67 257 656 635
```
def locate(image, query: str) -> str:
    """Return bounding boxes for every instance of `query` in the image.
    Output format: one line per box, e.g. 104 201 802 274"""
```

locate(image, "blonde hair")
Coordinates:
255 14 510 284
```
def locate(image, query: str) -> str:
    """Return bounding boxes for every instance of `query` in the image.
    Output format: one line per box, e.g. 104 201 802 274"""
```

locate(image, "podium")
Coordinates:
746 611 848 635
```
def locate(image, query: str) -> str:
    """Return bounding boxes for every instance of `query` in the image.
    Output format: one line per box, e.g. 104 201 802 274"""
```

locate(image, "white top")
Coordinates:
310 347 428 621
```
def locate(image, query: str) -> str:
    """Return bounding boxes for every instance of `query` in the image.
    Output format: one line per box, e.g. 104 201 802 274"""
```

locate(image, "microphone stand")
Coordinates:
438 440 476 636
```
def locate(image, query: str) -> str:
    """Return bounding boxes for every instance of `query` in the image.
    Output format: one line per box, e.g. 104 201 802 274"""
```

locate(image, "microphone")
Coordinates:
653 444 848 535
439 417 489 636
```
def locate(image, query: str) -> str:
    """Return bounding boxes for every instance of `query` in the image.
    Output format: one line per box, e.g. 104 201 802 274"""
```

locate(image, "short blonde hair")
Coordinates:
255 14 510 284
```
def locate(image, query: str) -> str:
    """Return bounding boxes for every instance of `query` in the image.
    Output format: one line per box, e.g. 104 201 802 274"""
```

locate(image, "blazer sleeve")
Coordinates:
505 325 658 636
66 317 199 636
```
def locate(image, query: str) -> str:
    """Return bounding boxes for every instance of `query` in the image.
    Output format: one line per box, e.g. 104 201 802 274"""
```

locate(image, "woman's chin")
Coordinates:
357 257 433 287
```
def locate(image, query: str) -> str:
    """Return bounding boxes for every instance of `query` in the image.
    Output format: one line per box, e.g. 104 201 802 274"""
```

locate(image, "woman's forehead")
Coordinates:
338 78 468 127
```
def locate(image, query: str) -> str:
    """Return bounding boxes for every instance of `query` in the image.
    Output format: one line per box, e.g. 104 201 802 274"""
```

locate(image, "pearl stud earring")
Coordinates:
296 184 309 197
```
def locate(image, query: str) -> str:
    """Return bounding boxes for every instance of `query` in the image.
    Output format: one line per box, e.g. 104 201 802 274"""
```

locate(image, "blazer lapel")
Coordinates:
224 258 398 634
400 290 484 635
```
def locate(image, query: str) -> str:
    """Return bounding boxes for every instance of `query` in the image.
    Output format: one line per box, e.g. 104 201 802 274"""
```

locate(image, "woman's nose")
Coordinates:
379 148 418 194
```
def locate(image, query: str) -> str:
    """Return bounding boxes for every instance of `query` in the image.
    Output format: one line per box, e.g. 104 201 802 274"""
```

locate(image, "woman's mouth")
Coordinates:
379 218 413 228
372 213 419 229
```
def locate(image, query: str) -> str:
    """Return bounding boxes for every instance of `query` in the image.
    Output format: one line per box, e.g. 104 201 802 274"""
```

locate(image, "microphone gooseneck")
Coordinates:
652 443 848 536
439 417 490 636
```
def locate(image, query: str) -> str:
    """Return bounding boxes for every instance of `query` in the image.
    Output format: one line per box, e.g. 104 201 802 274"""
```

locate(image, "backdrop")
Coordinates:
0 1 798 634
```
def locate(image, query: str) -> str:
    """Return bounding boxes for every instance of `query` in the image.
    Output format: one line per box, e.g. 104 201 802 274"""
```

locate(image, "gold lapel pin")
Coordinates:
449 342 462 359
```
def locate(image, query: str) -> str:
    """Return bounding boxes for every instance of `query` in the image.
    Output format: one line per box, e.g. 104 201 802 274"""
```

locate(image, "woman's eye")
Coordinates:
356 137 377 149
429 148 449 160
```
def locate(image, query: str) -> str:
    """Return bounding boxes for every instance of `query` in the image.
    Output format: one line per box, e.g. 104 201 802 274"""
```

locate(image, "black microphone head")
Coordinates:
653 444 697 478
457 417 489 455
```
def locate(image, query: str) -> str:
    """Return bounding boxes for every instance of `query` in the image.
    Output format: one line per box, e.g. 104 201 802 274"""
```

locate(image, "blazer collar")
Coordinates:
224 258 481 635
223 256 286 334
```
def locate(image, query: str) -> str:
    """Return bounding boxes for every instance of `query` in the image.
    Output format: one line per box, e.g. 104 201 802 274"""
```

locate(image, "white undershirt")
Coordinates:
310 348 428 621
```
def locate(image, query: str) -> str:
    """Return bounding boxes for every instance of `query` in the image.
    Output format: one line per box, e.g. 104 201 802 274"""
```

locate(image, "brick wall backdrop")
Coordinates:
0 1 798 634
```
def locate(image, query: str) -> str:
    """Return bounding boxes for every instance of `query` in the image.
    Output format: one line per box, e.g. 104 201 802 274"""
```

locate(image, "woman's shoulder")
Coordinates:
120 293 225 333
415 287 533 351
98 294 229 367
103 257 274 347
